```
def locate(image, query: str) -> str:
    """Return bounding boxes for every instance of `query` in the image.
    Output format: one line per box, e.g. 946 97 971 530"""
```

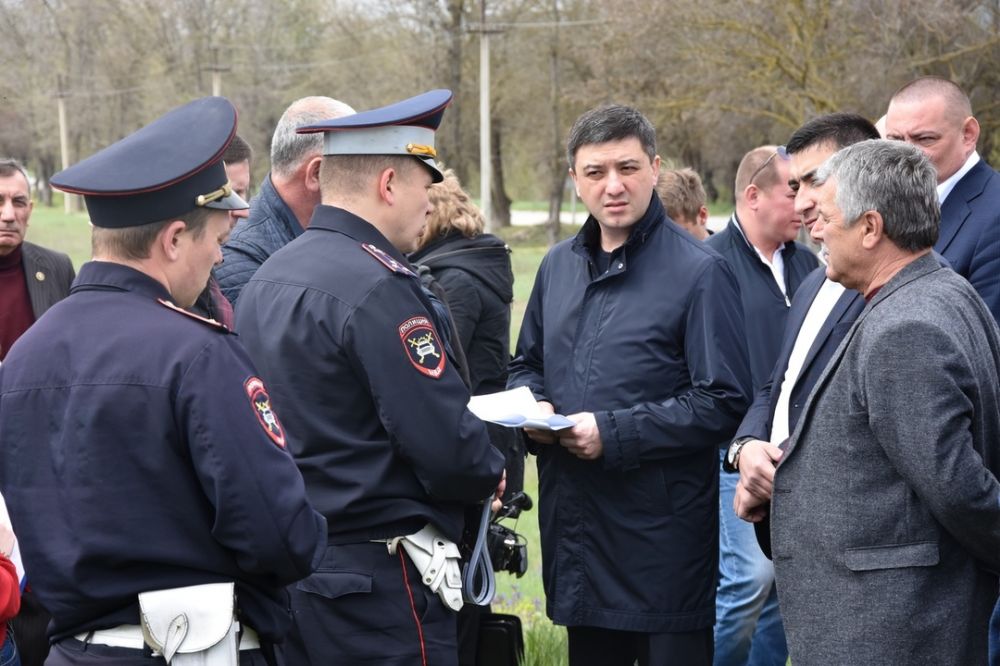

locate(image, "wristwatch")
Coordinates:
723 436 754 473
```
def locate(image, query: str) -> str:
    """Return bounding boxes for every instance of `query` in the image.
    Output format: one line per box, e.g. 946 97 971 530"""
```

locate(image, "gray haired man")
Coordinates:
215 96 354 305
767 139 1000 665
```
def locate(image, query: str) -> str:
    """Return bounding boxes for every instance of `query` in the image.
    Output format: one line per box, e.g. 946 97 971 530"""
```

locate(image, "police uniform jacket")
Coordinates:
235 205 505 545
216 174 302 306
0 262 326 643
508 193 752 632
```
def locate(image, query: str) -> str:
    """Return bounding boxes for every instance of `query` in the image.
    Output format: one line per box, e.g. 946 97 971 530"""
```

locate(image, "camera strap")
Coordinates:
462 498 495 606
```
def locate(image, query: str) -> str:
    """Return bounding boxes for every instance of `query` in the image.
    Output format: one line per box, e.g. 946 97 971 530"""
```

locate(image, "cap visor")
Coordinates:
421 157 444 183
204 190 249 211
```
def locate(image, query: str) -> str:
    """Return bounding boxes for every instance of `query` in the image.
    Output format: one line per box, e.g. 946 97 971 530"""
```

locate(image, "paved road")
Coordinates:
509 209 730 232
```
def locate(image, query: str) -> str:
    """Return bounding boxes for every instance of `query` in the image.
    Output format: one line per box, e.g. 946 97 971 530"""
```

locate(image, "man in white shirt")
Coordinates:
725 114 880 536
707 146 818 666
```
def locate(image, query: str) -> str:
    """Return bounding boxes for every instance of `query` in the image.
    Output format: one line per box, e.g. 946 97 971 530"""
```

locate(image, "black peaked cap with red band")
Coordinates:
50 97 248 228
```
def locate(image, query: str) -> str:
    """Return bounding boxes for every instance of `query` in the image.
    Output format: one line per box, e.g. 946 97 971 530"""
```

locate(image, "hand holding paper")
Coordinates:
467 387 575 431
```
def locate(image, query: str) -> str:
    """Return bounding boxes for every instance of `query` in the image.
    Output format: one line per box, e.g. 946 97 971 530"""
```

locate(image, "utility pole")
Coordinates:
478 0 492 231
56 74 75 214
204 47 229 97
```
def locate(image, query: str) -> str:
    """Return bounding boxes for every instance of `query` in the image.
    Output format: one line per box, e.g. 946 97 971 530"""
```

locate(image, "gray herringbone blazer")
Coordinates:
771 253 1000 665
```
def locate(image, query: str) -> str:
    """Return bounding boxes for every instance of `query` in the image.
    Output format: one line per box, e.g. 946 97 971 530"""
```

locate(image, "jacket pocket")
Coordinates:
843 542 938 571
296 571 373 599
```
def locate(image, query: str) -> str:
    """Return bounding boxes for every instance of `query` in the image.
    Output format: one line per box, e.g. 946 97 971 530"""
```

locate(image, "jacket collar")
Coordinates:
571 192 663 270
71 261 173 301
307 205 411 266
257 174 304 241
728 213 798 263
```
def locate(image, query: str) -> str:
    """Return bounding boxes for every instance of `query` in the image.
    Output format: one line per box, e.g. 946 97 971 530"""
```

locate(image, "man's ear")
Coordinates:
304 156 323 193
860 210 883 249
696 205 709 226
157 220 189 261
743 184 760 210
961 116 980 152
568 168 581 198
378 167 397 205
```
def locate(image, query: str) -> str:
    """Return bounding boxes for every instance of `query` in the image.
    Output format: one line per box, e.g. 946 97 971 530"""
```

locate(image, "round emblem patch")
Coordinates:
398 316 446 379
244 377 286 448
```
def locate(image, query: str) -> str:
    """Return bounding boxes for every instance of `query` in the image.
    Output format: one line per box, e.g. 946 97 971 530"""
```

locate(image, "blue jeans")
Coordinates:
715 451 787 666
990 595 999 666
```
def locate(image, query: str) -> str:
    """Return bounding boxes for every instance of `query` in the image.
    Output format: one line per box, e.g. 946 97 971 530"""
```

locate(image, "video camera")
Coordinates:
487 491 532 577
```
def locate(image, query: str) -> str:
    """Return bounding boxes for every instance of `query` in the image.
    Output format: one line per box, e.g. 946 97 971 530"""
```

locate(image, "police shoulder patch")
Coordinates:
398 315 446 379
244 376 287 448
362 243 417 278
157 298 230 332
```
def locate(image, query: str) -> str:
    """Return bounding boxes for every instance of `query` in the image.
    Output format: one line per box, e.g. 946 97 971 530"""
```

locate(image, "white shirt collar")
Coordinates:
938 151 979 204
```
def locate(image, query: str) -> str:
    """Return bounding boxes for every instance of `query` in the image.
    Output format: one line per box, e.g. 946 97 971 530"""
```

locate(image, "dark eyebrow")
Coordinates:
800 169 818 184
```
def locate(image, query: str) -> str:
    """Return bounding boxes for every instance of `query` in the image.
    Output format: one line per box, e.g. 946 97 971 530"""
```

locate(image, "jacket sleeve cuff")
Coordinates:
598 408 640 471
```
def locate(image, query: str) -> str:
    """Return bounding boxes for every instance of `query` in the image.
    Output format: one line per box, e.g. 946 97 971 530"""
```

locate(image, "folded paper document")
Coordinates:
468 387 575 430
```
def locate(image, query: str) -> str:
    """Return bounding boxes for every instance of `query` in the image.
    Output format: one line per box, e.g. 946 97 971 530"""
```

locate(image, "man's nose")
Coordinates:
606 172 625 195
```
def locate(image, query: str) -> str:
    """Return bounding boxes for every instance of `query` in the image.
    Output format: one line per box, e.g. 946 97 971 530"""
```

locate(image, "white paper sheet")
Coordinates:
468 387 575 430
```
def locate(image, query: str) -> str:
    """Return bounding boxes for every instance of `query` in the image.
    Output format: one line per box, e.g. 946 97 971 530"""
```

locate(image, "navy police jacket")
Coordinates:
0 262 326 642
235 205 505 545
508 194 751 632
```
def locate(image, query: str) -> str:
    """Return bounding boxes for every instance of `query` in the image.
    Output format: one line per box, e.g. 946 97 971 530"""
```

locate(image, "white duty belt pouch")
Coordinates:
386 524 464 612
138 582 239 665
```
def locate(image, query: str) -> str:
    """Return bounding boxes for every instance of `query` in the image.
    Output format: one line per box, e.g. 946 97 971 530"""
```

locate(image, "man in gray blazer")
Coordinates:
0 158 74 361
759 140 1000 664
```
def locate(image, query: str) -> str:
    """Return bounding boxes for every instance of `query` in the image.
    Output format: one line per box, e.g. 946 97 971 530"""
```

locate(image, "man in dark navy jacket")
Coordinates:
728 114 881 545
508 104 751 666
707 145 817 666
0 97 326 666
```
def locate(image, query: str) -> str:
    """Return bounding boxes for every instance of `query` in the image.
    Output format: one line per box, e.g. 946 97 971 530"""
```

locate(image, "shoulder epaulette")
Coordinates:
157 298 231 332
362 243 418 278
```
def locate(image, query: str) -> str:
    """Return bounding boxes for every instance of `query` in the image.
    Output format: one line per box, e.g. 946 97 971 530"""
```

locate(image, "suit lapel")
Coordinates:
22 243 54 319
937 160 987 254
794 287 862 388
779 254 941 463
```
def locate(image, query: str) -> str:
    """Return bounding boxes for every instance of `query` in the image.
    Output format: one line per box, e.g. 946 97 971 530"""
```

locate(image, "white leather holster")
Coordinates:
138 582 238 665
387 524 464 612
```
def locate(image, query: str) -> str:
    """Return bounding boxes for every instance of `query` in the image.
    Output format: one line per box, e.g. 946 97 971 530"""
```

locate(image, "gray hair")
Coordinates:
815 139 938 252
0 158 30 195
566 104 656 170
270 96 355 178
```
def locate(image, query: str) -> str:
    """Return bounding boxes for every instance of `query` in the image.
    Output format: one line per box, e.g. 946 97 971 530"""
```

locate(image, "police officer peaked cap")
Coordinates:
297 89 452 183
50 97 249 228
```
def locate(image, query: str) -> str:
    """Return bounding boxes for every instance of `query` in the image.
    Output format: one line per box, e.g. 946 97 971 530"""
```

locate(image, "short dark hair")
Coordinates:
566 104 656 169
223 134 253 165
91 207 214 261
786 113 880 155
0 158 30 194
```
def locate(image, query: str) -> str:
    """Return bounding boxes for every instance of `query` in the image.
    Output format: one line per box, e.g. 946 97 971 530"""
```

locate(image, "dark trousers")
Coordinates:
46 640 272 665
282 542 458 666
567 625 713 666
